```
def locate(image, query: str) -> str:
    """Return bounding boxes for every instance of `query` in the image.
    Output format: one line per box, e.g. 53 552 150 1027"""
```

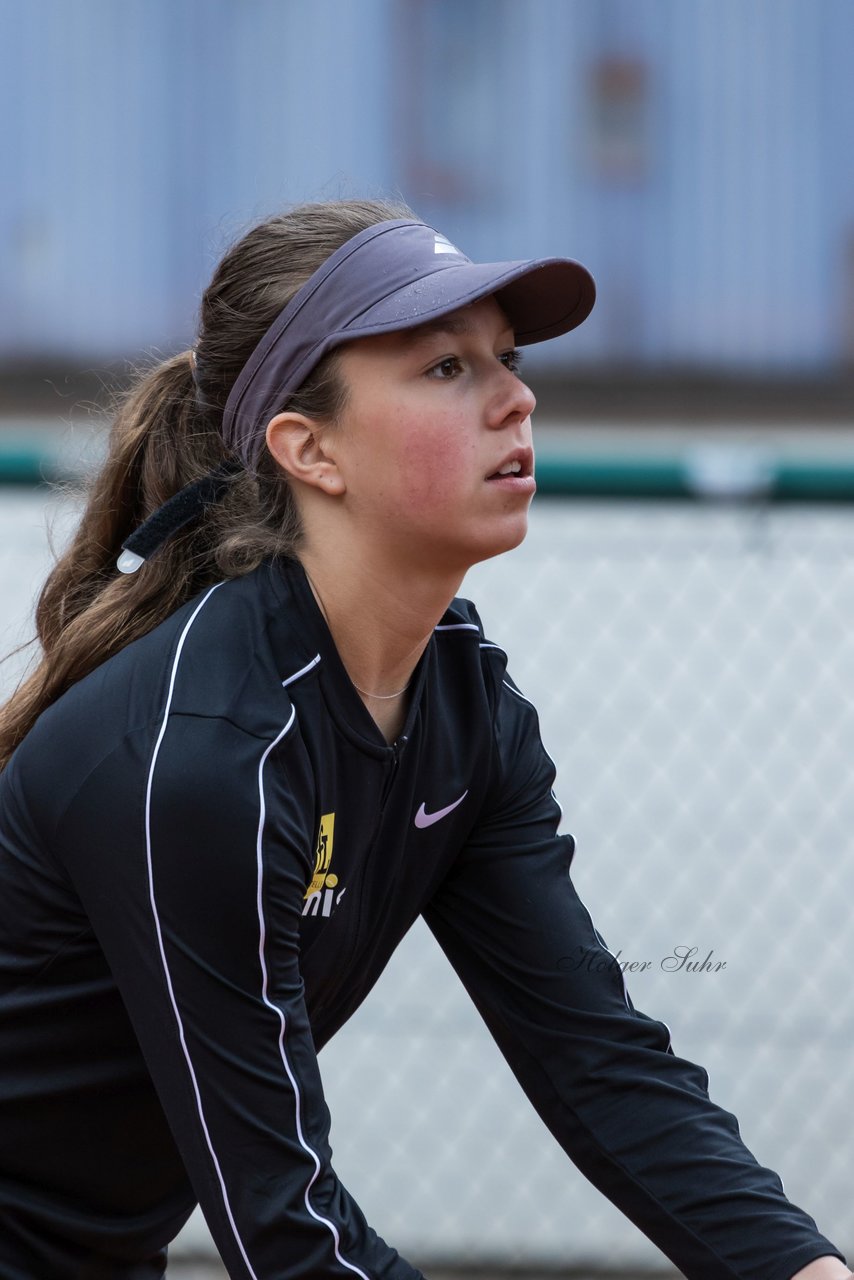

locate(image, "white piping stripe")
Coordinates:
501 678 535 708
500 679 639 1019
502 678 564 815
434 623 479 632
282 653 321 687
478 642 505 652
256 716 371 1280
144 584 262 1279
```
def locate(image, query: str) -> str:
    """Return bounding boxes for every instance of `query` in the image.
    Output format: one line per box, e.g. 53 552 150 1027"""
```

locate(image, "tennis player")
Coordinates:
0 199 848 1279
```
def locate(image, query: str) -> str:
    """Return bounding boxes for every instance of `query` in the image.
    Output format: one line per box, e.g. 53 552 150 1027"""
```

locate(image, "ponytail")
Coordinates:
0 197 416 769
0 352 290 769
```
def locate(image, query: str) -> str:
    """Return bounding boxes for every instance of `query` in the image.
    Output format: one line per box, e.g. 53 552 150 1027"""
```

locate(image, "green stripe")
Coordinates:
774 462 854 500
536 457 688 498
0 447 56 486
535 456 854 502
5 442 854 502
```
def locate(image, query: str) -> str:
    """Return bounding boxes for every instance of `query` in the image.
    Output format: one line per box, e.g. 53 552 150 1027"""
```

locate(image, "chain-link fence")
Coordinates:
2 483 852 1275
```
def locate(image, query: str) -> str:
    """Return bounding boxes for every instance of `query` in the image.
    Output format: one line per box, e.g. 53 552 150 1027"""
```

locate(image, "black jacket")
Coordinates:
0 557 843 1279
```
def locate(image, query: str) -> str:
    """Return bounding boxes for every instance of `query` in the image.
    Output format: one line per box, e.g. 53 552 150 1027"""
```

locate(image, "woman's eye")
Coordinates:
428 356 464 380
500 348 523 374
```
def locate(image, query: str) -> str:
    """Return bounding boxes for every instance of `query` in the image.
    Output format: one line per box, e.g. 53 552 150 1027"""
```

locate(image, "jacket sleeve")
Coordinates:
55 708 422 1280
423 673 845 1280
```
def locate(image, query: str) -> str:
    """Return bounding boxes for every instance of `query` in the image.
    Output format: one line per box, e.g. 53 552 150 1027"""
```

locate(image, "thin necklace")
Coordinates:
303 565 412 702
350 678 412 701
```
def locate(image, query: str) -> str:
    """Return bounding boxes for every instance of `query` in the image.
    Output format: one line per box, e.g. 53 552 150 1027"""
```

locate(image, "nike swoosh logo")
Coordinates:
414 790 469 829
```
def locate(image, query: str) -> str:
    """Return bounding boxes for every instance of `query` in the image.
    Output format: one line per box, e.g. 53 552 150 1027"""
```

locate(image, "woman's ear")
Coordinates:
265 413 346 496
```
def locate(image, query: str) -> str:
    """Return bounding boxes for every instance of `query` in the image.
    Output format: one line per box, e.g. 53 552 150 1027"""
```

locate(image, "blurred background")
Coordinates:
2 1 853 1276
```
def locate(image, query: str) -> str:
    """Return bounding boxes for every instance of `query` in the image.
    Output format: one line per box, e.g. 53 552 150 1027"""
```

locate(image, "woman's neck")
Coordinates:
299 549 463 742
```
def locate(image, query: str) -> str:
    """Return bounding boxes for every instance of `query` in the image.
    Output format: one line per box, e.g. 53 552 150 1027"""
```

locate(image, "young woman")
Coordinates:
0 199 848 1280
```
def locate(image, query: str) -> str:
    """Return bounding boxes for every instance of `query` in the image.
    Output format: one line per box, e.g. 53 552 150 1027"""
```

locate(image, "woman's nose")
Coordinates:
488 368 536 428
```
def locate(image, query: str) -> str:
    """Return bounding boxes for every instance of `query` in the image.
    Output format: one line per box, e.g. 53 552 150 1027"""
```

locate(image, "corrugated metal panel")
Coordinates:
1 0 399 357
204 0 395 227
822 0 854 362
1 0 212 355
1 0 852 369
525 0 836 371
653 0 829 368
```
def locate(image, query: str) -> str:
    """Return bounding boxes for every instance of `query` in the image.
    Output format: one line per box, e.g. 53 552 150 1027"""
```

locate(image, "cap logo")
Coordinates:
433 233 462 256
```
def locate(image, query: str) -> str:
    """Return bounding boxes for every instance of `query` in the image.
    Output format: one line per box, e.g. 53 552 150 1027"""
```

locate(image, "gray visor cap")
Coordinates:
222 219 596 470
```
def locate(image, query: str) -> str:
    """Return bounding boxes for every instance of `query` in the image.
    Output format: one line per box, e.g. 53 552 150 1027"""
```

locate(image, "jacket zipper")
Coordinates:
378 736 404 813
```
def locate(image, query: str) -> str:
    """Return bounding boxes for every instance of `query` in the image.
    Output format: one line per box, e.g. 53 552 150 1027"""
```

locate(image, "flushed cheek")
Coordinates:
391 429 477 518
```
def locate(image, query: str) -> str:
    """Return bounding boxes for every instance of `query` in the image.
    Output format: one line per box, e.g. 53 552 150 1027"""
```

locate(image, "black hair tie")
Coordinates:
116 459 243 574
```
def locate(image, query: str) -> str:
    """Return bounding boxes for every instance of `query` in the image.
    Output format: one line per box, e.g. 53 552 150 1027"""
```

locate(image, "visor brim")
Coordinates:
348 256 596 346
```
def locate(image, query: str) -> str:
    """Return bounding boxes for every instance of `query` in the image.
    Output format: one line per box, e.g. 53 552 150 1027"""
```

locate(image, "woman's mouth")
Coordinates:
486 449 535 488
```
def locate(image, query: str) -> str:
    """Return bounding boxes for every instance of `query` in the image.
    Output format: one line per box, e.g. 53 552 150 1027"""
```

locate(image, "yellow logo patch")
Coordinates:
305 812 337 899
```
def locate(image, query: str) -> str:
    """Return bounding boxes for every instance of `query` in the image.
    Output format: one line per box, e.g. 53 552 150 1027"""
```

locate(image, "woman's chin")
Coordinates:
463 517 530 569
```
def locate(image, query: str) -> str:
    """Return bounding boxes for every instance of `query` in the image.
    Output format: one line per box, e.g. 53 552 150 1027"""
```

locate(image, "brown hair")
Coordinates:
0 197 415 769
